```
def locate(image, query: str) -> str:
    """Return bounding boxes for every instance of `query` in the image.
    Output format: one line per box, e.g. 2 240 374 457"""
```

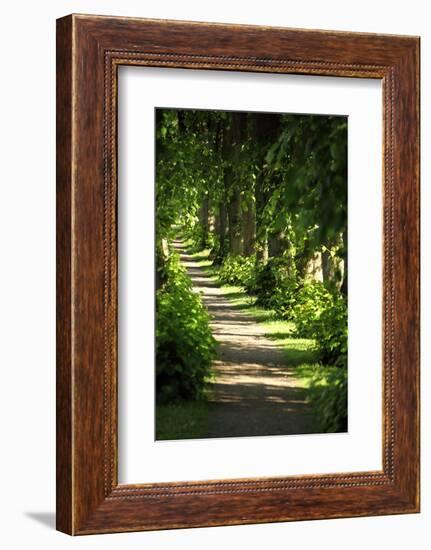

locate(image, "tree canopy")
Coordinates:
156 108 347 292
155 107 348 434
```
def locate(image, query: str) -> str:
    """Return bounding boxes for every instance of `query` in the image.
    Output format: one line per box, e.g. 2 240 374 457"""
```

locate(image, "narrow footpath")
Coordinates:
173 240 315 438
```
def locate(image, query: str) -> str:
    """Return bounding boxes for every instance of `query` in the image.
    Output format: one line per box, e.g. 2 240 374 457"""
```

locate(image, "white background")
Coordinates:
0 1 428 548
118 67 382 483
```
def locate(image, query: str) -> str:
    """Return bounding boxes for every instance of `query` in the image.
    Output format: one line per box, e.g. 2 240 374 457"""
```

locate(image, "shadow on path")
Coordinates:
173 240 316 438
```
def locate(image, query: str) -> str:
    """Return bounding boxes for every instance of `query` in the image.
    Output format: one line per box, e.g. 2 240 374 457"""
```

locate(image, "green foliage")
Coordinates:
264 115 347 251
244 259 277 305
215 251 347 369
155 107 348 434
251 270 348 431
155 108 225 248
217 255 255 286
156 252 216 403
247 258 299 318
183 224 215 253
214 251 347 369
292 282 347 367
308 367 348 432
316 297 348 367
291 282 333 336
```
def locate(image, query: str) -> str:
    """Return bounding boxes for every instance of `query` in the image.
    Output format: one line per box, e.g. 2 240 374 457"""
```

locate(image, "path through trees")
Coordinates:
156 107 348 439
174 240 314 437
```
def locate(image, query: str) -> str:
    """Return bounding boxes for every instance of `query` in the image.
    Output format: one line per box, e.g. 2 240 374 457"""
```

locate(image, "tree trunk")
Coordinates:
198 196 209 246
218 201 227 256
254 167 268 262
228 188 242 255
217 118 233 263
249 112 282 264
224 111 247 256
242 197 256 256
213 201 228 263
268 231 287 258
322 249 333 284
296 239 314 279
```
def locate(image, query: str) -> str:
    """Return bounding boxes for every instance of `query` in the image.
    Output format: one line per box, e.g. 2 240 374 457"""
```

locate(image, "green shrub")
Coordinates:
208 238 227 266
291 282 333 337
217 255 255 287
292 282 347 367
266 278 300 320
308 367 347 432
184 224 215 253
156 252 216 403
245 259 276 305
246 257 295 307
315 297 348 367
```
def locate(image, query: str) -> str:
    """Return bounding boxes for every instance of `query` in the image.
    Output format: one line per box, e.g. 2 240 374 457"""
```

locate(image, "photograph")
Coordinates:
155 107 348 440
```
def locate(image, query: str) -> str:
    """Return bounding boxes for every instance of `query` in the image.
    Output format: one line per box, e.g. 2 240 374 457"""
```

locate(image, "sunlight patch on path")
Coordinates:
172 240 316 438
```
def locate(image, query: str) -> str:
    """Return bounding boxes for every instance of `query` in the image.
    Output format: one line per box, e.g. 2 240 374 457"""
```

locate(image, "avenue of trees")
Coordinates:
156 108 348 432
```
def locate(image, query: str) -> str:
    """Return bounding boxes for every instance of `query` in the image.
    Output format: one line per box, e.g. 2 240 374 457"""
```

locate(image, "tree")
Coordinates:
155 108 347 294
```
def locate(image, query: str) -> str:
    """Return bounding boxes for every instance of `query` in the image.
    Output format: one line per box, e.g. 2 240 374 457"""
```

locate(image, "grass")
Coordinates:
294 363 343 389
262 320 319 367
176 242 347 433
192 248 276 321
193 247 318 365
156 401 211 440
190 247 327 399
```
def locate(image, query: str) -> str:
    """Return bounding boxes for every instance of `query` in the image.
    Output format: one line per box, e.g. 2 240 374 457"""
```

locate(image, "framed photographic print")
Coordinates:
56 14 420 535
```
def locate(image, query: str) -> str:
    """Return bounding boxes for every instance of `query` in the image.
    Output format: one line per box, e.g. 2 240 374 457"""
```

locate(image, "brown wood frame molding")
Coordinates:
56 14 420 535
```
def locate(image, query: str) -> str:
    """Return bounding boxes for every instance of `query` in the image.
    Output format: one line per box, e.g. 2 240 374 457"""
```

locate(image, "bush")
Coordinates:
292 281 347 367
217 255 255 287
246 257 297 309
291 281 333 337
308 367 347 432
184 224 215 253
156 252 216 403
265 278 300 320
315 297 348 367
208 238 227 266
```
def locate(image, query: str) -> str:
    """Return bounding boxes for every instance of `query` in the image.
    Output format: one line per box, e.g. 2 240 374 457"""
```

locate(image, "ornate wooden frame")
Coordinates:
56 14 420 535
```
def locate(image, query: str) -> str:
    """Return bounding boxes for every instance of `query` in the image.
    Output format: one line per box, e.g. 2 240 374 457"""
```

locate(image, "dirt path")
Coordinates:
173 240 315 438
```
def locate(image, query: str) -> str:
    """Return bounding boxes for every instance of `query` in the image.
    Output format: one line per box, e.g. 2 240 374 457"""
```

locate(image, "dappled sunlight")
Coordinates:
170 241 317 437
155 107 348 439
